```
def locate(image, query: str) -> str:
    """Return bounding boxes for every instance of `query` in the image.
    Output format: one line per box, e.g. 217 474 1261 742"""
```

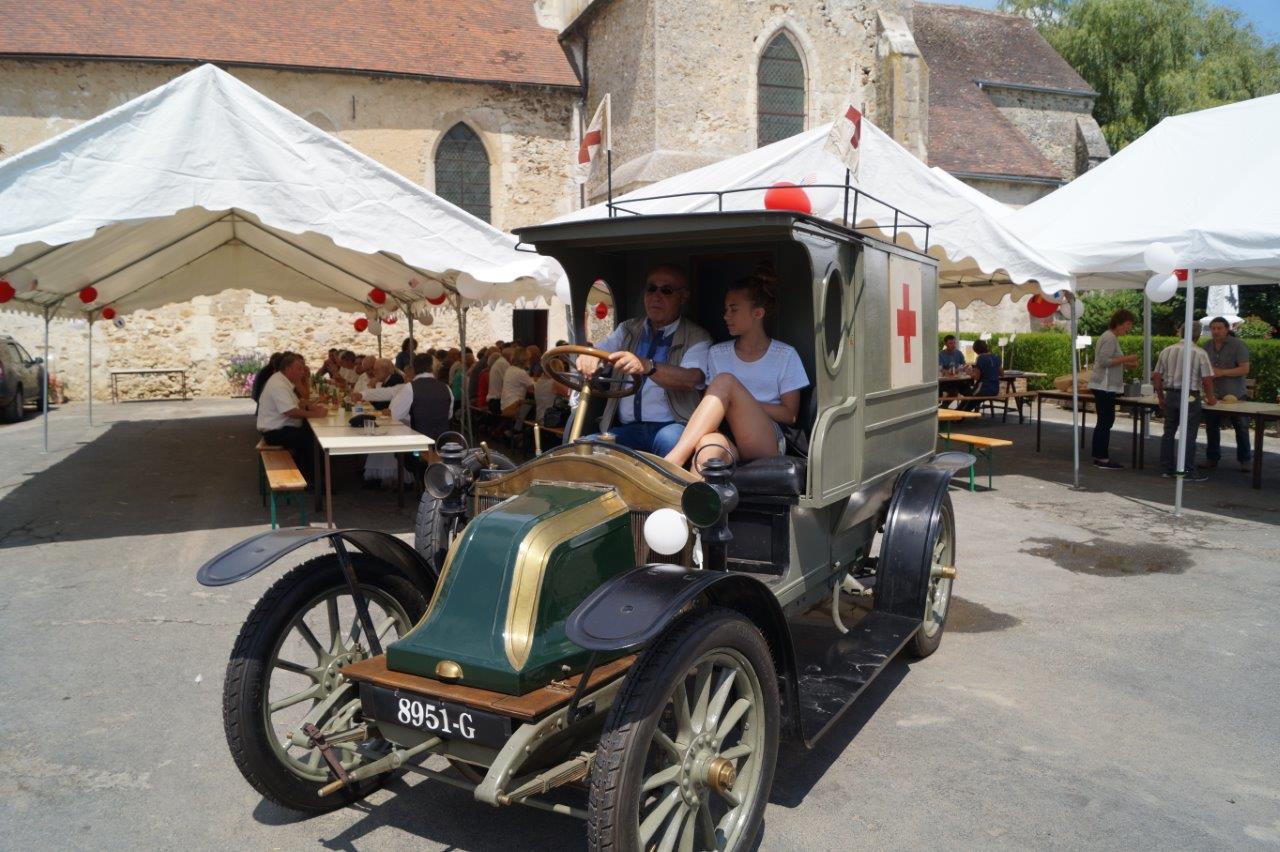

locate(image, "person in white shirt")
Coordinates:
256 353 328 479
1153 322 1217 480
352 355 376 394
664 270 809 472
337 350 358 386
500 349 537 417
486 347 512 414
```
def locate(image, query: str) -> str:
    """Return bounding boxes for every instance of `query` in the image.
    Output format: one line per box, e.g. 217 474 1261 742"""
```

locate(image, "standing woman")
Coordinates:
664 270 809 472
1088 308 1139 469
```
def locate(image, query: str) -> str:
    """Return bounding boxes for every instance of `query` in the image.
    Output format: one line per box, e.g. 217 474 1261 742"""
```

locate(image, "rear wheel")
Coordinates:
222 554 427 813
588 608 779 851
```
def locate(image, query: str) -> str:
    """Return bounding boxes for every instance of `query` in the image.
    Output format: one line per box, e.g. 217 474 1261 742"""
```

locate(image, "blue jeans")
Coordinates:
594 421 685 456
1204 412 1252 462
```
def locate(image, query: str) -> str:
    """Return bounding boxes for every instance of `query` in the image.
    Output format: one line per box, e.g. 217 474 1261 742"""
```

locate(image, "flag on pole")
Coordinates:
575 94 611 185
824 102 863 179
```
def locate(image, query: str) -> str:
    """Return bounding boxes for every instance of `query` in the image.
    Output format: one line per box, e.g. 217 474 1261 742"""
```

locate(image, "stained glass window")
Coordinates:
758 33 806 147
435 123 491 222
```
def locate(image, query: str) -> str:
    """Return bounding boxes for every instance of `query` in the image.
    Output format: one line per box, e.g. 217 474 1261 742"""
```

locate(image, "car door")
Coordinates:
11 342 39 389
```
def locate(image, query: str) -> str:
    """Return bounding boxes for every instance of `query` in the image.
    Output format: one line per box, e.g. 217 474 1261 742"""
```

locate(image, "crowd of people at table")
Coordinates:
247 262 814 488
938 309 1255 481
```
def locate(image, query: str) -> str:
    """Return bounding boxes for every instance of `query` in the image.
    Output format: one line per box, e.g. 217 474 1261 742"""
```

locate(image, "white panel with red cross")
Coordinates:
888 254 924 389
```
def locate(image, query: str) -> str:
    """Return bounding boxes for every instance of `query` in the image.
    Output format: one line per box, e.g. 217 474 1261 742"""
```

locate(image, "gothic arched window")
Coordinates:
757 32 806 147
434 123 492 222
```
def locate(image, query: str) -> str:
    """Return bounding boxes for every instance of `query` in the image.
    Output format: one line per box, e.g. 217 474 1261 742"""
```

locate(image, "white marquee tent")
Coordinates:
1006 93 1280 512
554 119 1073 307
0 64 564 448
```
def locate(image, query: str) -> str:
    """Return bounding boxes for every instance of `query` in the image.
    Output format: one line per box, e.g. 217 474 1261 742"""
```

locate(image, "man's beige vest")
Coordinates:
599 317 711 431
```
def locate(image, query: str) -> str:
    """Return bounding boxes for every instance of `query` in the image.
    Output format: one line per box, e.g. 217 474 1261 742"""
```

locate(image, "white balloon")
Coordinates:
455 273 489 301
554 275 572 304
1145 272 1178 303
1143 242 1178 274
643 508 689 556
421 279 446 300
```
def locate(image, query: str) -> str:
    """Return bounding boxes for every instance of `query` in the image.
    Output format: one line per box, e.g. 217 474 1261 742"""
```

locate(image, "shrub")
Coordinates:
1237 315 1273 339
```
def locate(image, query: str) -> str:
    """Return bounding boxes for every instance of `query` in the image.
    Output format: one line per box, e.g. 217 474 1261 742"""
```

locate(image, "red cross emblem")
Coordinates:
578 129 602 165
845 105 862 149
895 281 917 363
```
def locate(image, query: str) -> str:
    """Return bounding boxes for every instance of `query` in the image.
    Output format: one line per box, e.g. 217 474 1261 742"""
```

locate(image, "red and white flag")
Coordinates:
574 94 611 185
824 102 864 179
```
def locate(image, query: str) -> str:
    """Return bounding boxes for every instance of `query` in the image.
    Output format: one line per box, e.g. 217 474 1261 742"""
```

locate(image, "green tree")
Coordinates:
1000 0 1280 150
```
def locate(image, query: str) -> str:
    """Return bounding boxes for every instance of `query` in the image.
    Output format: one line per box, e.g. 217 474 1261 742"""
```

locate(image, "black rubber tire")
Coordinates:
587 607 780 852
907 496 955 659
413 448 514 569
221 553 428 814
2 385 21 423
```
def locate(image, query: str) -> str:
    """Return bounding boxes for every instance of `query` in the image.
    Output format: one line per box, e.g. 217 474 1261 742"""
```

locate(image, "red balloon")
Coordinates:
354 317 369 332
1173 268 1188 282
79 286 98 304
763 181 812 215
594 301 609 320
1027 294 1058 318
383 315 398 324
369 287 387 305
102 306 116 320
0 280 13 303
427 293 447 306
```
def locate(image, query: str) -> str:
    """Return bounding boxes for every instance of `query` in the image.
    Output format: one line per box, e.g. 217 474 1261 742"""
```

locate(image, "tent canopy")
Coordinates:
1007 93 1280 290
553 120 1072 307
0 64 562 317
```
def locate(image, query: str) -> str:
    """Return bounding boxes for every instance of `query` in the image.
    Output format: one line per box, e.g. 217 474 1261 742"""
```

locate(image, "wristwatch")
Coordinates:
645 358 658 377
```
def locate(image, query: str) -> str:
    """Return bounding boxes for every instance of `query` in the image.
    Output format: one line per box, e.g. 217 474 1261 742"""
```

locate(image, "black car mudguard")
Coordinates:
874 462 957 618
195 527 437 596
566 563 800 730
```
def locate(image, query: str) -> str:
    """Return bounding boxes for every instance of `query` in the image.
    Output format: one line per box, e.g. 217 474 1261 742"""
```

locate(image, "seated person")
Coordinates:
664 270 809 472
964 339 1002 409
938 335 966 372
257 353 328 480
500 349 536 418
577 263 711 456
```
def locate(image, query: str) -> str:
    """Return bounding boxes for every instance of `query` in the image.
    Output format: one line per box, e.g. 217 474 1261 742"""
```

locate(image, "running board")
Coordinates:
789 610 920 746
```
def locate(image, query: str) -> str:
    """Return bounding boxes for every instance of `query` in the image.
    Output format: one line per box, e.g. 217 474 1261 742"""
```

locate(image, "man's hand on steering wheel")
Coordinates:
543 345 640 399
605 350 651 376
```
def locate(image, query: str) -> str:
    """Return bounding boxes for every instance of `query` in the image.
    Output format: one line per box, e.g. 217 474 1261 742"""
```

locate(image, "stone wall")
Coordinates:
963 176 1056 209
0 290 565 402
938 293 1036 336
982 86 1103 181
575 0 913 198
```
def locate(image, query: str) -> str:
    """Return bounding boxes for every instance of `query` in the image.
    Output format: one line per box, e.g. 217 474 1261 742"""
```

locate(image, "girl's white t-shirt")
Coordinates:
705 339 809 406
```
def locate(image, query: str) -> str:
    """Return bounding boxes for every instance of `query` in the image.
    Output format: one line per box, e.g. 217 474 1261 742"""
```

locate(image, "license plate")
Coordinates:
359 683 511 749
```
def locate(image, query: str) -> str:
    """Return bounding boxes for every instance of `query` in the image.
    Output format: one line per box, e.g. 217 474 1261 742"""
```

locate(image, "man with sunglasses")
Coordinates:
578 264 710 456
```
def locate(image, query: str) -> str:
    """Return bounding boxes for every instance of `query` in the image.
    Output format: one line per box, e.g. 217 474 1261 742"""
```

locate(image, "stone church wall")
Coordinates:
982 86 1099 181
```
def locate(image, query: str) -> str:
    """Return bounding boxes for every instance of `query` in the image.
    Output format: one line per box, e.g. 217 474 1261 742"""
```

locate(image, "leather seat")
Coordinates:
732 455 807 497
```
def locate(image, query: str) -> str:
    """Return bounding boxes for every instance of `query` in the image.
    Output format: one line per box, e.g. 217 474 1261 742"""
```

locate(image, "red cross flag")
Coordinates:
574 94 611 186
889 255 923 389
824 102 863 180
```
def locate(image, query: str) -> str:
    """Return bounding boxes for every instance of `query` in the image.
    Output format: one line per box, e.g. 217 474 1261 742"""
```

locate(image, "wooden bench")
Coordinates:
255 437 282 504
261 448 307 528
951 391 1037 423
939 432 1014 491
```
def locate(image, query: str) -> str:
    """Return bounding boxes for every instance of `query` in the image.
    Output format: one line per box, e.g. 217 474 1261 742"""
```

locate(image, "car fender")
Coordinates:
195 527 437 597
566 564 800 733
875 462 956 619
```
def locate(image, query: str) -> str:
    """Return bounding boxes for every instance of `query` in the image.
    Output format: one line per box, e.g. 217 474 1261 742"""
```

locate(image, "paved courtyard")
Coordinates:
1 399 1278 850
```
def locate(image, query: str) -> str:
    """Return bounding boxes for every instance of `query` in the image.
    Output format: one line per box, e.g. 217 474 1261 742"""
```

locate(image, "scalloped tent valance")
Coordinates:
550 120 1072 308
0 64 562 318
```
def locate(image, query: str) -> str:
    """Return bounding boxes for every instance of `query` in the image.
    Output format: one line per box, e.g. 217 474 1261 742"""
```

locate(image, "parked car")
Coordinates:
0 335 44 422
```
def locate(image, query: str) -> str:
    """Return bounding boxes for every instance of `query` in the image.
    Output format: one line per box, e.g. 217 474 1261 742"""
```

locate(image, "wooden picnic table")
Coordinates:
938 407 980 439
308 409 434 527
1120 395 1280 489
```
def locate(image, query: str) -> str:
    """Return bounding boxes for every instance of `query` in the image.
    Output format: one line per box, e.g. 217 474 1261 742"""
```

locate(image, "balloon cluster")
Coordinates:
1026 294 1058 318
1142 242 1185 303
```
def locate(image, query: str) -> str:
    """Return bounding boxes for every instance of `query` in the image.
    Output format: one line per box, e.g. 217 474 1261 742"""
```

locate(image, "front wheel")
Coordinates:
222 554 427 813
587 607 779 851
2 386 22 423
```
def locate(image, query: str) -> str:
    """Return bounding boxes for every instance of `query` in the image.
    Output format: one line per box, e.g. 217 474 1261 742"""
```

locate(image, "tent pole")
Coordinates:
1173 269 1196 517
87 312 94 427
1142 295 1152 383
1069 296 1080 489
457 302 471 445
42 307 51 454
954 303 960 337
407 309 414 362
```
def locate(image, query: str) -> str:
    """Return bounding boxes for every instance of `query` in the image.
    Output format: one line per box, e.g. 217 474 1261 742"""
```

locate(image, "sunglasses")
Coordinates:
645 283 686 296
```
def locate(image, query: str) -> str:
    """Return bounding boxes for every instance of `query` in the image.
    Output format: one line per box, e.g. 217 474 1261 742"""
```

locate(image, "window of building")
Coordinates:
434 123 492 223
757 32 806 147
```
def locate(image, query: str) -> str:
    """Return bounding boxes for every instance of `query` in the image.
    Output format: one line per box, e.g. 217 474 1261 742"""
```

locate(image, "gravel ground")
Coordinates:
1 399 1277 850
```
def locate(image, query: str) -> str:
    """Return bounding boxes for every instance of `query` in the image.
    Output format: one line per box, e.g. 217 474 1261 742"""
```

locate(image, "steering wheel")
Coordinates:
541 344 641 400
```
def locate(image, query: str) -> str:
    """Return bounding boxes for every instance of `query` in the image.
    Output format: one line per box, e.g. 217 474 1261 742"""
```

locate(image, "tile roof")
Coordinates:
0 0 581 88
915 3 1091 181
